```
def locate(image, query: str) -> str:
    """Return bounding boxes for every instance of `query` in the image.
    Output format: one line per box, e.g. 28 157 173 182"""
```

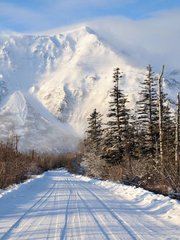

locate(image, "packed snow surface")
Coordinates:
0 169 179 239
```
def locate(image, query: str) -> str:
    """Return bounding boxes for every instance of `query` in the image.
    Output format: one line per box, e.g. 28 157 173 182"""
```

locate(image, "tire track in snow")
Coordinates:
80 183 143 240
78 191 118 240
15 214 47 240
60 178 72 240
67 178 117 240
54 182 61 239
14 187 56 239
84 184 163 239
76 191 111 240
66 177 120 240
65 177 85 240
74 192 83 240
1 182 56 240
45 183 60 240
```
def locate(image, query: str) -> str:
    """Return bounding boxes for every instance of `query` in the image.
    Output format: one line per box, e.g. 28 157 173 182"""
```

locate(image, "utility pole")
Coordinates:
158 65 164 193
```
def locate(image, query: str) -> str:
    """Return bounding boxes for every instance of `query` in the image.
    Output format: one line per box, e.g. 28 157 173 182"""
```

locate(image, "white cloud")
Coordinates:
86 10 180 72
0 1 179 72
36 8 180 72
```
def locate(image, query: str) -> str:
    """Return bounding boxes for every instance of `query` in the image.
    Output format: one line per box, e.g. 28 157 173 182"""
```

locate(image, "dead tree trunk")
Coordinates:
158 65 164 193
15 134 18 157
31 150 35 160
14 134 20 182
175 92 180 177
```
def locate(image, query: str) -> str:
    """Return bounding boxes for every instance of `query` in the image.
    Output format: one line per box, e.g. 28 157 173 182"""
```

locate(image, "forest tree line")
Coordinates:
81 65 180 194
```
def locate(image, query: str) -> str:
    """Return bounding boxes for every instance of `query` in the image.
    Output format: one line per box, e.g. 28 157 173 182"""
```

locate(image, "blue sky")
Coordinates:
0 0 180 32
0 0 180 72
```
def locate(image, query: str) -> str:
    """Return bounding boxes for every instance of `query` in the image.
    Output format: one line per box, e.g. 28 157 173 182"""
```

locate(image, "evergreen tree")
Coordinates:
159 73 176 190
160 81 175 161
136 65 159 159
82 109 106 178
102 68 130 165
162 104 175 160
86 108 103 153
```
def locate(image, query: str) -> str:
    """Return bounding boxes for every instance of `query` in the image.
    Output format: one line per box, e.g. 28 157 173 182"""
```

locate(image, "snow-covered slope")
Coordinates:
0 91 77 152
0 26 179 152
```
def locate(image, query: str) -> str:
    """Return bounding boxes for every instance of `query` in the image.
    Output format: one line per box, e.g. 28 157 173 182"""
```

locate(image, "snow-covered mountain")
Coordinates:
0 26 179 153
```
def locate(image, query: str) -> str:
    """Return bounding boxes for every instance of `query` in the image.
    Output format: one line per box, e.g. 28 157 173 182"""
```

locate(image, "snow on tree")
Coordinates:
136 65 159 159
81 109 107 179
102 68 130 165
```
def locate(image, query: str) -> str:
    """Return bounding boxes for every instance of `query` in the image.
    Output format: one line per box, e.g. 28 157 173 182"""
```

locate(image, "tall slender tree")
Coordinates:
136 65 159 159
102 68 130 164
175 92 180 176
157 65 166 193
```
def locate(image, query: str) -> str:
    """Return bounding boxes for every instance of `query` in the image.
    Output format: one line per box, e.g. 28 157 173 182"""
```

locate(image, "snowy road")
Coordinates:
0 170 179 239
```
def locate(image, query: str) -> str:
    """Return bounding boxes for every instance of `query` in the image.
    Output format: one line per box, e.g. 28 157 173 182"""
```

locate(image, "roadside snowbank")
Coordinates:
0 174 44 200
1 169 180 227
75 174 180 226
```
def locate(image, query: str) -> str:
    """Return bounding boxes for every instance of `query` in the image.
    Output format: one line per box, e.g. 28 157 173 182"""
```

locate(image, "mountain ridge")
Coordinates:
0 26 179 152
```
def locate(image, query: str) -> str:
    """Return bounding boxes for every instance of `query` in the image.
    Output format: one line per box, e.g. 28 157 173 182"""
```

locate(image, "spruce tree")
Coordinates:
82 109 106 178
160 79 175 162
86 108 103 153
136 65 159 159
162 104 175 163
103 68 130 165
158 70 176 190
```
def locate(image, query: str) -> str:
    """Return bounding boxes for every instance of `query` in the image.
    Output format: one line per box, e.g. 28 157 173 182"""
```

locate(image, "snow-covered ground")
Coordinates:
0 169 179 239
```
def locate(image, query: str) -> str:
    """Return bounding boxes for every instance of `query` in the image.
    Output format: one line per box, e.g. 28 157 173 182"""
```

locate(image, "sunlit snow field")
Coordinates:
0 169 179 239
